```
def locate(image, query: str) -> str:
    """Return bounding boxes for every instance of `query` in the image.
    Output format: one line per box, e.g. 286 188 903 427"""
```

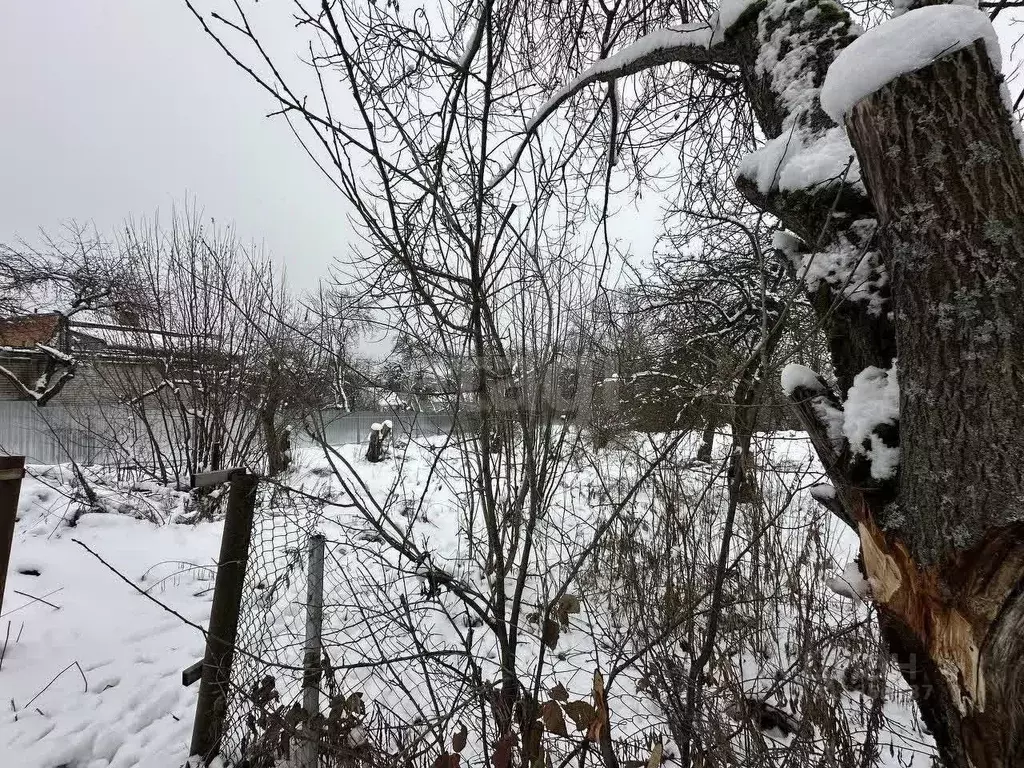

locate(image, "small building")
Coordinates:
0 312 213 406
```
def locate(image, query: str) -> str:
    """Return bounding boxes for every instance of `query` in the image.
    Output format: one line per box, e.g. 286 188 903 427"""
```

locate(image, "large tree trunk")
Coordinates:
840 39 1024 767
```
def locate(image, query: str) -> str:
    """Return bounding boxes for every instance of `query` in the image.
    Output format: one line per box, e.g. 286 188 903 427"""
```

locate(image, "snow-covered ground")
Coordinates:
1 468 219 767
0 433 932 768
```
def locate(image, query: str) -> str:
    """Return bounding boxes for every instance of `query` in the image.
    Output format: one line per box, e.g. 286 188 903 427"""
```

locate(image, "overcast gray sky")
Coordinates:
5 1 1022 305
0 0 349 293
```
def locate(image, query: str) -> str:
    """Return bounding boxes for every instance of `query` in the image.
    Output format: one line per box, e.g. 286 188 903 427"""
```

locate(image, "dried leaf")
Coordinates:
554 594 581 627
559 594 581 614
646 741 664 768
285 702 308 727
563 700 598 732
346 692 365 715
587 672 607 743
278 727 290 759
253 675 278 707
541 699 568 737
453 723 468 753
542 618 560 650
492 732 516 768
434 753 461 768
549 682 569 702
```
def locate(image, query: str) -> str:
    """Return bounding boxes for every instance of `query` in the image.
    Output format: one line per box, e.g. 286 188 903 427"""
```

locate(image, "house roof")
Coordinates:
0 313 61 348
68 320 216 352
1 314 227 360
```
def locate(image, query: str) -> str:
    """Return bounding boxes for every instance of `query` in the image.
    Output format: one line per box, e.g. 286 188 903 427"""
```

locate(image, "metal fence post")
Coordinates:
300 532 326 768
189 470 259 765
0 456 26 617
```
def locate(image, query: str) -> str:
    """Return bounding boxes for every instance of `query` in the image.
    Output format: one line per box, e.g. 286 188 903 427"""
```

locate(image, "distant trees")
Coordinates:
306 286 375 413
102 210 333 480
1 209 347 481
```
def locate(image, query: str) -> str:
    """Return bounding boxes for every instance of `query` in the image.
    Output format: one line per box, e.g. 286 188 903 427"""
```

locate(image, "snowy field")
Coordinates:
0 433 932 768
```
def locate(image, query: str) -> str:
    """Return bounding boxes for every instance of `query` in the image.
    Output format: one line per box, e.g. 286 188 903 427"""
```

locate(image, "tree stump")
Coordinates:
365 420 392 462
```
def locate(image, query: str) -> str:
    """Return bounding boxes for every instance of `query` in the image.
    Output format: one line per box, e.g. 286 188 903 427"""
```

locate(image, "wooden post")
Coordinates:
0 457 26 618
299 532 326 768
189 471 259 765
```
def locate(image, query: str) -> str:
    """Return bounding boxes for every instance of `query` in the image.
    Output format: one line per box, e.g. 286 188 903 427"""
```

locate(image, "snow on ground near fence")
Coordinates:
0 471 217 768
0 432 931 767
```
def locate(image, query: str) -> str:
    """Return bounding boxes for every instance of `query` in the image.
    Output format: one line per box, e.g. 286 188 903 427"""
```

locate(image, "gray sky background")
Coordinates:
3 1 1022 307
1 0 349 294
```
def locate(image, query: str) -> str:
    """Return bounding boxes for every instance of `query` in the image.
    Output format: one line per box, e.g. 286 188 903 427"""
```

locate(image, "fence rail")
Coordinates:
0 401 112 465
0 401 456 465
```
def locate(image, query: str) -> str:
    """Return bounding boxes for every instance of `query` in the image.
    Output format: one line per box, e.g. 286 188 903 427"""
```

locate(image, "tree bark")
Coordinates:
843 39 1024 767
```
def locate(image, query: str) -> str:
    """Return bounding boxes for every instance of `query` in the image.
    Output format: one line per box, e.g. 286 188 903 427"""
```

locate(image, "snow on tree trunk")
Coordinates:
696 421 715 463
840 35 1024 768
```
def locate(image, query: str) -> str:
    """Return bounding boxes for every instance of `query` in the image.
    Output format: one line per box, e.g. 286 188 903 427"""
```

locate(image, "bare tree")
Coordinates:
70 209 328 484
514 1 1024 764
0 223 147 405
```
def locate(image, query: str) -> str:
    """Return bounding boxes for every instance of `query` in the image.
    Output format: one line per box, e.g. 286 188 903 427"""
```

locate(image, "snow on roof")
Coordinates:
821 5 1000 122
68 320 215 352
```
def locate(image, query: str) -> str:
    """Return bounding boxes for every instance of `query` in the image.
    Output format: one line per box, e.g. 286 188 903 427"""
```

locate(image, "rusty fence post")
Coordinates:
188 469 259 765
0 456 26 617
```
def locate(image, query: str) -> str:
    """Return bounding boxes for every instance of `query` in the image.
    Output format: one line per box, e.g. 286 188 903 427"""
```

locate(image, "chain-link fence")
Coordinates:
213 461 661 768
217 480 426 768
219 482 319 766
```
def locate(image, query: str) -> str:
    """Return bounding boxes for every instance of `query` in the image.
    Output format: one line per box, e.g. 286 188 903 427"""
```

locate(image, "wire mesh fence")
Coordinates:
215 467 662 768
219 482 318 766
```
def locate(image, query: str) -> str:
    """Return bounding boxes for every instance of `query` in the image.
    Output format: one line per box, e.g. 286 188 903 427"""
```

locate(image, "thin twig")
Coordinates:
0 587 64 618
12 590 61 611
0 621 10 671
23 661 89 710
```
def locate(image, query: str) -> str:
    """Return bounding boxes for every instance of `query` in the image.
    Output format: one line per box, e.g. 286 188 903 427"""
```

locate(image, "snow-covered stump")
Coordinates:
365 420 392 463
821 7 1024 766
